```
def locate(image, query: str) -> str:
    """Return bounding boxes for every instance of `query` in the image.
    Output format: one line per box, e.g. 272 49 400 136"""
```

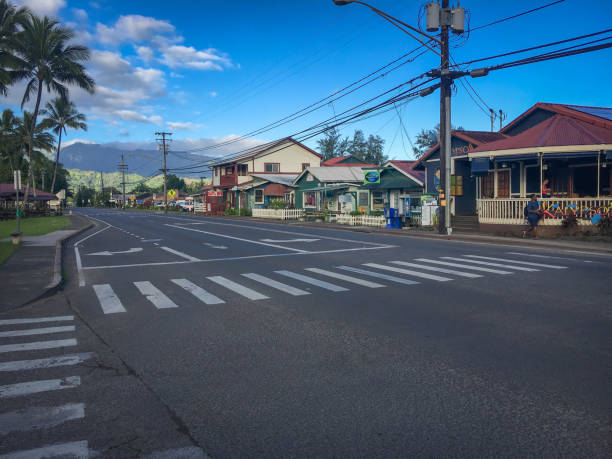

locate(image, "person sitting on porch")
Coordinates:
523 194 542 239
542 178 551 198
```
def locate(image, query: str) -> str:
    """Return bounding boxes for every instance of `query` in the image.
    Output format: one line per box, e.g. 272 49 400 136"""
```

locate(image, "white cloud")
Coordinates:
15 0 66 17
96 15 175 45
63 139 97 148
115 110 163 125
160 45 230 70
72 8 88 22
102 136 265 156
136 46 154 63
209 91 217 98
166 121 203 131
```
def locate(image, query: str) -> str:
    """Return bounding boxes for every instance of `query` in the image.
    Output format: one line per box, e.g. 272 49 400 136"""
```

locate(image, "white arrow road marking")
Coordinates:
203 243 228 249
260 238 320 243
86 248 143 256
141 238 162 243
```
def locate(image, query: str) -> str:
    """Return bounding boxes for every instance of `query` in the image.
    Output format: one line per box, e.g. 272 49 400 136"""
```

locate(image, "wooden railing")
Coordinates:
252 208 304 220
477 197 612 225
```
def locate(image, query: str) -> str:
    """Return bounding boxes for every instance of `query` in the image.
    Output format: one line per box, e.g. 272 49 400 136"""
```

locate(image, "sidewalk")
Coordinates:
215 215 612 254
0 214 92 311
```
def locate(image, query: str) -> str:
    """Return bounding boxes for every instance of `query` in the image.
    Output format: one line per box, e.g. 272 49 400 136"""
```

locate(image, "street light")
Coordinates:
332 0 442 56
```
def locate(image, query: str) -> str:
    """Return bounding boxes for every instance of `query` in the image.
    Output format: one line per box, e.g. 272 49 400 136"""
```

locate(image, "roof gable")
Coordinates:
209 137 321 166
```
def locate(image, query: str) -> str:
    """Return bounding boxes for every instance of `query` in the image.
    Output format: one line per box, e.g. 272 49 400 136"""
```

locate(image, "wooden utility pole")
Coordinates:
100 171 104 207
118 154 127 209
438 0 451 235
155 131 172 214
490 108 495 132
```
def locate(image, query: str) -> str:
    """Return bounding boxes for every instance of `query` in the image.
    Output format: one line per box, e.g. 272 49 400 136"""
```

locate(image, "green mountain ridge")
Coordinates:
67 169 206 193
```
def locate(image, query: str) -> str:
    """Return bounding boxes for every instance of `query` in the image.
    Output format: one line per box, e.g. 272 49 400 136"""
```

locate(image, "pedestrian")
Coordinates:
523 194 542 239
542 178 551 198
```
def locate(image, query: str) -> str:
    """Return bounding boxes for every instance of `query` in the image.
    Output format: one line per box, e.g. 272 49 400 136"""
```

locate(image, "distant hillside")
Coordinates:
67 169 210 193
60 142 213 177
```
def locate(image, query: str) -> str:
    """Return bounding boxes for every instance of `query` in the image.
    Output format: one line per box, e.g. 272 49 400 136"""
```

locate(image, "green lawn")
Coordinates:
0 241 20 265
0 215 71 239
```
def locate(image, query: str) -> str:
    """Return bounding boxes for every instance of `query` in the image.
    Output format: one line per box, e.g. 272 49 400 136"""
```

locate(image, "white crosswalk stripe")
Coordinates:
414 258 512 274
275 270 348 292
304 268 385 288
171 279 225 304
0 403 85 436
441 257 539 272
0 353 93 372
134 281 179 309
464 255 568 269
92 284 126 314
207 276 269 300
363 263 453 282
0 326 75 338
336 266 420 285
0 316 73 326
0 441 89 459
0 339 77 354
390 261 482 278
0 376 80 399
241 273 310 296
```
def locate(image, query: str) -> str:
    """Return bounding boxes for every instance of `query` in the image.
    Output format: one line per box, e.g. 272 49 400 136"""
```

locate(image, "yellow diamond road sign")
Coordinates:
129 195 135 201
168 189 176 199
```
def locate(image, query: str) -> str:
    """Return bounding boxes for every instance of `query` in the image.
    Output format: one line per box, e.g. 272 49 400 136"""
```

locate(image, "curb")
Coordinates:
196 215 612 255
21 217 95 306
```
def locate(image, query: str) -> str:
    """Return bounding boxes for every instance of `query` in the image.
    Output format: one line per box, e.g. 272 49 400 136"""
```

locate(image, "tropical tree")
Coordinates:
14 110 54 195
0 108 19 174
317 127 349 161
41 97 86 193
11 14 94 203
0 0 29 95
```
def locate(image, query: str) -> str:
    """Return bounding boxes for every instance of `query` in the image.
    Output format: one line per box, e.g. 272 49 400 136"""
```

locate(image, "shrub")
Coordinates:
239 208 252 216
269 199 286 210
598 214 612 236
225 208 237 216
369 210 383 217
349 210 361 216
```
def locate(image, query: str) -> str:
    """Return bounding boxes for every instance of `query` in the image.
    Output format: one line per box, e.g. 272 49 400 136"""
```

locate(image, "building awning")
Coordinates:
492 151 600 162
305 184 352 192
361 177 421 190
471 157 491 176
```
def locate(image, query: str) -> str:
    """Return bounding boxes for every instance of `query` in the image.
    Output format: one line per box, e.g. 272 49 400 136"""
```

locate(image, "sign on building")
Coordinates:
363 170 380 184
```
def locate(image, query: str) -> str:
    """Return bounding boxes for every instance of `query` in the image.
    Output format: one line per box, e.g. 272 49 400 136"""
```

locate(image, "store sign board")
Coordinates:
363 170 380 184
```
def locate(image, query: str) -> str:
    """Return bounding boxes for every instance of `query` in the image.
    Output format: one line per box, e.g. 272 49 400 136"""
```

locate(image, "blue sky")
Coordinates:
6 0 612 160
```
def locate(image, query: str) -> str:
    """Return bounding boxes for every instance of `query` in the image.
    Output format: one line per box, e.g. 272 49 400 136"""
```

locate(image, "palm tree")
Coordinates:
0 108 19 172
0 0 29 95
11 14 94 203
41 97 86 193
15 111 55 197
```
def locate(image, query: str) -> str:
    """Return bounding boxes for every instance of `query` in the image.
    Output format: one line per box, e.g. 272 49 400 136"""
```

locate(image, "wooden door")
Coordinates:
497 170 510 198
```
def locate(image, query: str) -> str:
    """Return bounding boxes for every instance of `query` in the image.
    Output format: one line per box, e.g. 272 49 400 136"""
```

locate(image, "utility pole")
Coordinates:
490 108 495 132
118 154 127 209
499 109 506 130
155 131 172 214
100 171 104 207
438 0 451 235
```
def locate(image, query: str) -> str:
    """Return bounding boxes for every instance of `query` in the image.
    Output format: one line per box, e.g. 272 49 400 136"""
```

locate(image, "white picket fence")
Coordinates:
252 208 304 220
335 214 386 227
193 203 205 213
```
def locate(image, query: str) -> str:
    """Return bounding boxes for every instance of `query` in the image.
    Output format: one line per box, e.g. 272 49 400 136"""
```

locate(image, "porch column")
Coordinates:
539 153 543 197
597 151 601 198
493 162 498 198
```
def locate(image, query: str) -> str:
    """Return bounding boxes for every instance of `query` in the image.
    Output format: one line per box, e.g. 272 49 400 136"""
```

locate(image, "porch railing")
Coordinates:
477 197 612 225
252 208 304 220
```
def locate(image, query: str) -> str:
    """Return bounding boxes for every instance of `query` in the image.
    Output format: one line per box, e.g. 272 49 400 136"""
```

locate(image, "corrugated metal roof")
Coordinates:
250 174 298 186
305 167 367 182
471 114 612 153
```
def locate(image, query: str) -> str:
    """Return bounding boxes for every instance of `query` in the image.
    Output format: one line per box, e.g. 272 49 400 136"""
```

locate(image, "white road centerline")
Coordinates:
442 257 539 272
171 279 225 304
241 273 310 296
336 266 420 285
0 376 80 399
0 316 73 326
165 224 309 253
0 326 75 338
363 263 453 282
304 268 385 288
207 276 269 300
0 403 85 436
0 441 89 459
464 255 568 269
93 284 126 314
275 270 348 292
0 339 77 354
134 281 179 309
160 246 201 262
0 353 94 372
414 258 512 274
390 261 483 278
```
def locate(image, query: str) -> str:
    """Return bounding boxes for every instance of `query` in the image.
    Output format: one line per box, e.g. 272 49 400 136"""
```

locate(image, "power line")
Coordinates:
470 0 566 32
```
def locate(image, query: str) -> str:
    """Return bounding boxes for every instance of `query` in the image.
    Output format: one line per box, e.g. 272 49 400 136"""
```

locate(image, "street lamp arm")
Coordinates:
372 8 441 57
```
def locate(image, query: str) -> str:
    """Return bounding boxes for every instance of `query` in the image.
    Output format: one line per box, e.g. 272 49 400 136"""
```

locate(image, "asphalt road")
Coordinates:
2 208 612 458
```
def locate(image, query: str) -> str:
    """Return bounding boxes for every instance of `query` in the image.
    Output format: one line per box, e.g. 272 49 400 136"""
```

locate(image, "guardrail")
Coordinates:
252 208 304 220
477 197 612 225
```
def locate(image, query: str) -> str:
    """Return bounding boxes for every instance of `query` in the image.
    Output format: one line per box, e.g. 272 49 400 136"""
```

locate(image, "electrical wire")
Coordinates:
470 0 566 32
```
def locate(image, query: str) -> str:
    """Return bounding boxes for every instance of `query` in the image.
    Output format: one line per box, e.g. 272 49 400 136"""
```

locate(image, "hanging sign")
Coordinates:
207 191 222 197
363 170 380 184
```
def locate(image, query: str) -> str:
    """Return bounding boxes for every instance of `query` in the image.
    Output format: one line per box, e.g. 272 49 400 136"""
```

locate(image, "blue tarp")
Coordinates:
471 158 491 176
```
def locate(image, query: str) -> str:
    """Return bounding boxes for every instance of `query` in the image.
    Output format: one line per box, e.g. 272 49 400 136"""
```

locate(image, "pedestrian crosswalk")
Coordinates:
88 253 570 315
0 315 91 458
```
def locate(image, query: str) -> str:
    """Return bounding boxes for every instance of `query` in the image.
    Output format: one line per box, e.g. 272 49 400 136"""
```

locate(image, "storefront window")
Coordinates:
372 192 384 205
304 191 316 207
451 175 463 196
